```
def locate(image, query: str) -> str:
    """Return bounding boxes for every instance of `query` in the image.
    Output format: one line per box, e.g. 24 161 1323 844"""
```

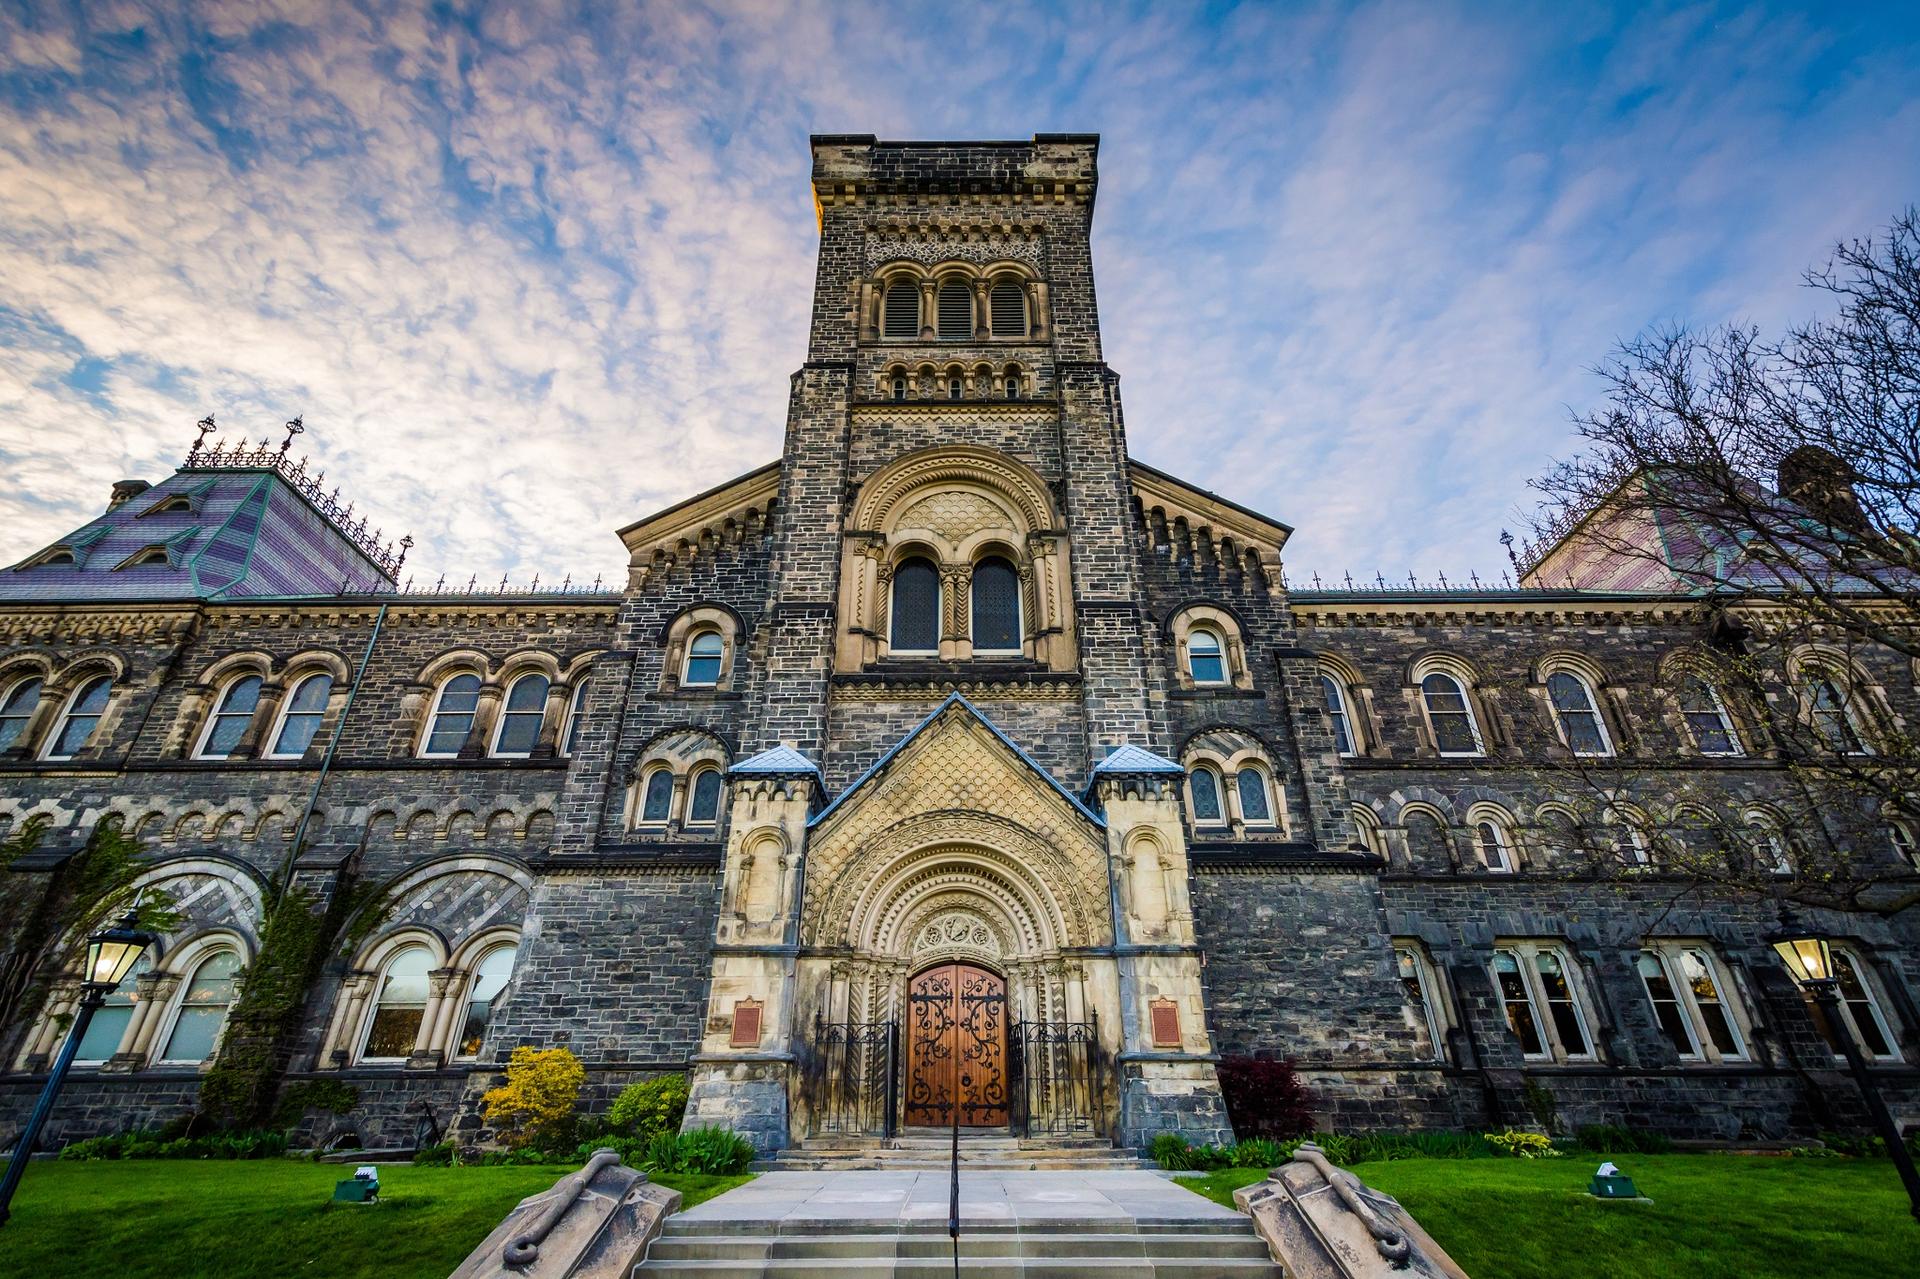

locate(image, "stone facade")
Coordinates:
1 134 1915 1156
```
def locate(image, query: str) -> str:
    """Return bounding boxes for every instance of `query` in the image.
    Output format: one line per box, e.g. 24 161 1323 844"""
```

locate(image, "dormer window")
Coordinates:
119 545 171 569
149 496 192 514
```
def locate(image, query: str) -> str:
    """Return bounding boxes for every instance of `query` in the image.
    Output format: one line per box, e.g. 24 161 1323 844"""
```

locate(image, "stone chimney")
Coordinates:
106 479 152 512
1777 446 1870 536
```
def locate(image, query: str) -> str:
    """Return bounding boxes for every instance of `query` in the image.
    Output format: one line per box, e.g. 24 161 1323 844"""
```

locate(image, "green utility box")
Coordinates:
332 1166 380 1204
1588 1163 1645 1201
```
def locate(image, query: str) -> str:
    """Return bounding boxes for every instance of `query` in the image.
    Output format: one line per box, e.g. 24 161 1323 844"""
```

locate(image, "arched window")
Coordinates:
457 943 517 1059
687 768 723 826
421 673 482 758
936 278 973 339
1746 816 1793 875
359 945 432 1062
268 673 332 759
1004 368 1022 400
882 279 920 339
1236 769 1274 826
195 674 263 759
1419 672 1483 756
1352 806 1388 856
0 676 43 752
683 630 724 686
1615 821 1653 867
75 950 150 1064
1320 674 1356 756
971 557 1021 653
891 374 907 401
889 556 941 654
561 683 589 756
1396 944 1448 1060
1475 820 1513 872
948 376 963 400
989 278 1028 337
158 950 241 1064
1805 673 1866 752
1678 677 1740 756
1891 821 1919 871
1546 672 1611 756
1187 628 1226 685
492 673 549 757
638 769 674 825
1188 767 1225 826
45 675 113 760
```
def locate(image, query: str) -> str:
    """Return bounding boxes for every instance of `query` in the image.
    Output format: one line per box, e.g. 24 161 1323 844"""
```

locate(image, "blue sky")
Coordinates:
1 1 1916 588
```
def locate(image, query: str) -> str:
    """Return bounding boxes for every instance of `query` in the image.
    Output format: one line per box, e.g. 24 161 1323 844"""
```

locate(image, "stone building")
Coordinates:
1 135 1915 1156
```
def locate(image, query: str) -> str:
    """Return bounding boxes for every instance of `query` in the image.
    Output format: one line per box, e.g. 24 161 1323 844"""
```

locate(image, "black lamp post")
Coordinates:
0 909 157 1228
1769 918 1920 1221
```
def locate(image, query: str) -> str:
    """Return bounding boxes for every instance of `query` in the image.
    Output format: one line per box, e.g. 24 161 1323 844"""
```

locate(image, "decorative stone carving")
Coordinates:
1235 1143 1470 1279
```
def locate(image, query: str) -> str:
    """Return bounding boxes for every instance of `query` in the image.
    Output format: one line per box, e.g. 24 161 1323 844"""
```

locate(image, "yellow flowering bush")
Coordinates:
481 1046 586 1149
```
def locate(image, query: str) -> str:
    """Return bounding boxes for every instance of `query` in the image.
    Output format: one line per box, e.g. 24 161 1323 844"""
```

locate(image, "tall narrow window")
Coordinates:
492 674 549 757
1533 949 1592 1058
989 279 1028 337
1321 675 1356 755
1638 951 1698 1058
360 946 431 1062
948 376 963 400
1419 672 1482 756
160 950 241 1064
1677 948 1745 1058
268 673 332 759
1188 767 1224 826
889 557 940 654
1187 628 1226 685
1491 951 1546 1057
683 631 724 686
1830 952 1898 1060
970 557 1021 653
882 279 920 339
1546 672 1611 755
1396 945 1446 1059
1475 820 1513 872
457 944 517 1058
1807 675 1865 752
638 770 674 825
561 683 589 756
687 768 723 826
936 279 973 339
1236 769 1274 825
45 675 113 760
196 675 263 759
422 674 482 758
1004 368 1022 400
75 951 150 1064
1891 822 1920 871
1678 677 1740 755
1747 818 1793 875
891 375 908 401
0 677 42 752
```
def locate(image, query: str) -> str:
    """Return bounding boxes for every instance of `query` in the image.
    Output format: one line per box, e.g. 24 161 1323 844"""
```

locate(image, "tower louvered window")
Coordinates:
883 280 920 339
936 280 973 339
890 557 940 653
970 557 1021 652
989 279 1028 336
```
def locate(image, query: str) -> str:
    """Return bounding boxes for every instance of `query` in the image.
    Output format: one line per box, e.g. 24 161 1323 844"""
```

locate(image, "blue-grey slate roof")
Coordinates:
1091 744 1183 775
729 745 825 777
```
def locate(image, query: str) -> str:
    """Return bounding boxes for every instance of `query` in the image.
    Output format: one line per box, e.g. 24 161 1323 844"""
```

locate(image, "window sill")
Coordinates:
1168 686 1263 700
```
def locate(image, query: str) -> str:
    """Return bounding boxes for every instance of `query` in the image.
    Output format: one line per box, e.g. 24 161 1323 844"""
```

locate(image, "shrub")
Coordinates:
413 1142 455 1166
59 1128 289 1161
641 1126 755 1175
1146 1133 1232 1171
482 1046 587 1150
1573 1124 1673 1155
1229 1137 1285 1168
606 1074 690 1142
1485 1129 1561 1159
1216 1057 1315 1139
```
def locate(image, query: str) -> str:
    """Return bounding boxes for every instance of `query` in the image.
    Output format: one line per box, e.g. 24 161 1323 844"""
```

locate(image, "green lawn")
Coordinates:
0 1160 751 1279
1181 1154 1915 1279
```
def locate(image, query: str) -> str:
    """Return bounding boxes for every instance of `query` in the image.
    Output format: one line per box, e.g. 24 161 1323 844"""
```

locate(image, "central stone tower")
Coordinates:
678 136 1235 1153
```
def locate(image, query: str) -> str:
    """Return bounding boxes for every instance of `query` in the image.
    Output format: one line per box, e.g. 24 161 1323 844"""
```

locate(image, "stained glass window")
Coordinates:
970 557 1021 652
890 558 940 653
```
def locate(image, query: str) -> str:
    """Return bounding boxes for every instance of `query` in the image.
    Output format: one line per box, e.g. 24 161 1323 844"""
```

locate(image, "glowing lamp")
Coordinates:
83 909 156 992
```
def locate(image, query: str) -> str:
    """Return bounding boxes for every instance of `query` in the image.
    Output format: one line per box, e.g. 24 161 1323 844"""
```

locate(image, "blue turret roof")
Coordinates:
1091 744 1183 775
729 745 825 777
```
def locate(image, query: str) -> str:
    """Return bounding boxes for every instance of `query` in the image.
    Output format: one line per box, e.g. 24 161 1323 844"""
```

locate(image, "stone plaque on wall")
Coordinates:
1150 998 1181 1048
730 999 763 1048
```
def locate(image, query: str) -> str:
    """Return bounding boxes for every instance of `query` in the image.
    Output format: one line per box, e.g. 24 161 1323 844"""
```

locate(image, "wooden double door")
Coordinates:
903 962 1009 1128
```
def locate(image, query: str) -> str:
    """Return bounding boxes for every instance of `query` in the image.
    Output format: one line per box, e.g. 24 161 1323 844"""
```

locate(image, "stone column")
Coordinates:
107 971 182 1070
321 972 375 1068
236 681 285 759
459 685 504 760
20 979 80 1071
409 969 459 1068
531 683 571 759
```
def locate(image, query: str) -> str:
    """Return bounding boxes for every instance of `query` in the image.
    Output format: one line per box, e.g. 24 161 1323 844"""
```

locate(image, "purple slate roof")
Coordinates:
0 454 398 602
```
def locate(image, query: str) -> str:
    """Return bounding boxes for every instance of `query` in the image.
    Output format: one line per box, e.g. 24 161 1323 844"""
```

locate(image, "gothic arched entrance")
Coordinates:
903 961 1009 1129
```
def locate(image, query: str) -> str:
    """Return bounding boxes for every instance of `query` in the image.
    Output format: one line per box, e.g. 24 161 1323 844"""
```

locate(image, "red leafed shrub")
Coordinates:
1217 1056 1315 1138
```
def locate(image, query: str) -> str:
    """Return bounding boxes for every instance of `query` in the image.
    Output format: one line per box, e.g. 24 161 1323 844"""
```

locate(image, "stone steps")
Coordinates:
764 1138 1150 1173
636 1223 1278 1278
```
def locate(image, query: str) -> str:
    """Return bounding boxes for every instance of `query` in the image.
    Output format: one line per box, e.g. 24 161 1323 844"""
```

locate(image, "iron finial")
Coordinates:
281 414 305 453
192 413 217 453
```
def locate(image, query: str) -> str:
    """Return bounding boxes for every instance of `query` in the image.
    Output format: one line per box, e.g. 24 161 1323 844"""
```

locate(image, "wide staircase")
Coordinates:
764 1135 1150 1172
635 1216 1280 1277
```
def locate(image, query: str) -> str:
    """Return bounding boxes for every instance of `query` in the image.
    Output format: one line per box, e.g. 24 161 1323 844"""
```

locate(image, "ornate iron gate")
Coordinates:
812 1017 899 1138
1011 1019 1102 1137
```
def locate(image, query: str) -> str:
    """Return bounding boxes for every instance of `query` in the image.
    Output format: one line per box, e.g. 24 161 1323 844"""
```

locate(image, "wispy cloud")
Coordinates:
0 1 1915 586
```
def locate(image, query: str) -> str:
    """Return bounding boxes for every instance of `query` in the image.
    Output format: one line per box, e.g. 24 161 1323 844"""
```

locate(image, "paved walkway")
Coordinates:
674 1169 1240 1230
